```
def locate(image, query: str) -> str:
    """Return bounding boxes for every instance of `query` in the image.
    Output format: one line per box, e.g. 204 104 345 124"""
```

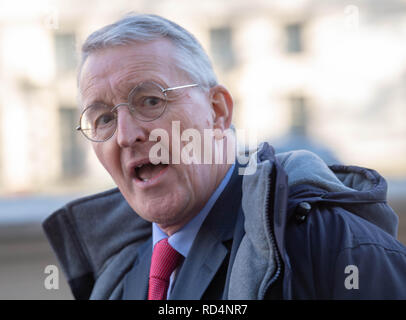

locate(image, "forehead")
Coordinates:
79 39 183 104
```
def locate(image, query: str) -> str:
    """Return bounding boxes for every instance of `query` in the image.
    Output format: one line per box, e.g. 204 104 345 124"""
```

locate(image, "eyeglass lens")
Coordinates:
80 82 168 141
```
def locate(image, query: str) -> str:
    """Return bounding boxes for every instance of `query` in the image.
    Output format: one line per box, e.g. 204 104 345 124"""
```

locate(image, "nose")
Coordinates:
115 104 148 148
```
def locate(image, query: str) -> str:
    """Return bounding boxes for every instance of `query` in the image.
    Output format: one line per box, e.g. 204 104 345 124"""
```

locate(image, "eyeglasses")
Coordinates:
76 81 199 142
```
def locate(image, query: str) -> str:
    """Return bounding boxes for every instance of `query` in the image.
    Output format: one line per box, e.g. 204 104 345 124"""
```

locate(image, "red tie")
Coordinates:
148 238 182 300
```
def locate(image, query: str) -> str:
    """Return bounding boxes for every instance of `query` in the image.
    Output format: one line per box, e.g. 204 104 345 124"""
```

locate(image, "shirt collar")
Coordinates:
152 164 235 257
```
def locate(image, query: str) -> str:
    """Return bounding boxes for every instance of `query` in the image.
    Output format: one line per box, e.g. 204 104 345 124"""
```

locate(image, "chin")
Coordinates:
133 196 190 226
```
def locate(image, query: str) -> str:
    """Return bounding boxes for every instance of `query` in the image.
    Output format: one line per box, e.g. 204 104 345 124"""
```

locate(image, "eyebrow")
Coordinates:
82 78 172 108
84 100 114 111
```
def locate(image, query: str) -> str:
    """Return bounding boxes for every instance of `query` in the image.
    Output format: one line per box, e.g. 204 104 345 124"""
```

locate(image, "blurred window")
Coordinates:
285 23 303 53
210 26 235 71
289 95 308 136
59 107 85 177
54 33 77 74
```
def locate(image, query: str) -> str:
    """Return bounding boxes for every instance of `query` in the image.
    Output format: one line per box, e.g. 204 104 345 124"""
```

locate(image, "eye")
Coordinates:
141 96 165 108
95 112 115 128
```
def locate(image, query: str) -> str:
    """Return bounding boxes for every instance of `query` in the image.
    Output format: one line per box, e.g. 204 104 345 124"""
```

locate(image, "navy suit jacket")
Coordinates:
122 165 244 300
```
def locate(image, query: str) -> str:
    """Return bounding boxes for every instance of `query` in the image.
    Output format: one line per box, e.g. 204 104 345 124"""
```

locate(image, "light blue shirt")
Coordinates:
152 164 235 298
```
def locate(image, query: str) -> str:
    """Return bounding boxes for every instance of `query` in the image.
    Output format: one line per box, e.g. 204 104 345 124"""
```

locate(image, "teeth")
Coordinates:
142 178 149 182
137 164 143 168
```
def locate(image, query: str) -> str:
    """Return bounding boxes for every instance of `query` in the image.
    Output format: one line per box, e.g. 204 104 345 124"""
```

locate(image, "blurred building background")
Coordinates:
0 0 405 299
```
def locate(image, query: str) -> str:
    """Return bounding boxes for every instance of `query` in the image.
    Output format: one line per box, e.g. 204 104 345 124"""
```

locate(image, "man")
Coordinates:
43 13 406 300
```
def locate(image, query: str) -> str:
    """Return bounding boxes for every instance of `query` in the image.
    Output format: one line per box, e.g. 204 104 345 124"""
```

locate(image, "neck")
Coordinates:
159 162 233 236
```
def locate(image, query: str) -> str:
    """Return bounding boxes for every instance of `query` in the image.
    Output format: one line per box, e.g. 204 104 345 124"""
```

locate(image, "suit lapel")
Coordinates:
123 237 152 300
169 226 229 299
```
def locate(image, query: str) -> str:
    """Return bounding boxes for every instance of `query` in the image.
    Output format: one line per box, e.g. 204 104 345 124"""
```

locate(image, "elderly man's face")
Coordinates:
79 39 232 235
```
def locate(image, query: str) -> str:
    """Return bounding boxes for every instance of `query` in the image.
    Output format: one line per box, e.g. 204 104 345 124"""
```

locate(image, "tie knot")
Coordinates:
150 238 182 281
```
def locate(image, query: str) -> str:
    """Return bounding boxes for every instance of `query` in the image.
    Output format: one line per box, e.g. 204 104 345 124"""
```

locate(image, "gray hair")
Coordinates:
78 13 218 89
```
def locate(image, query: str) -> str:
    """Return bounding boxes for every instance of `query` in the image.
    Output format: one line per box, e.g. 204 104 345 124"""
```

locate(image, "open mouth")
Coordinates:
134 162 169 182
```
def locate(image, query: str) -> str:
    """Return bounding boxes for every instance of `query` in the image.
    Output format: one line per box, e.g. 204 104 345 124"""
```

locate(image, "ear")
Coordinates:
209 85 234 131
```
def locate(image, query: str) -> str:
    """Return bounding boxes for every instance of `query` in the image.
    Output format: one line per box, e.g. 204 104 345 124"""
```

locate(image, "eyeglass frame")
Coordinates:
76 81 200 142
